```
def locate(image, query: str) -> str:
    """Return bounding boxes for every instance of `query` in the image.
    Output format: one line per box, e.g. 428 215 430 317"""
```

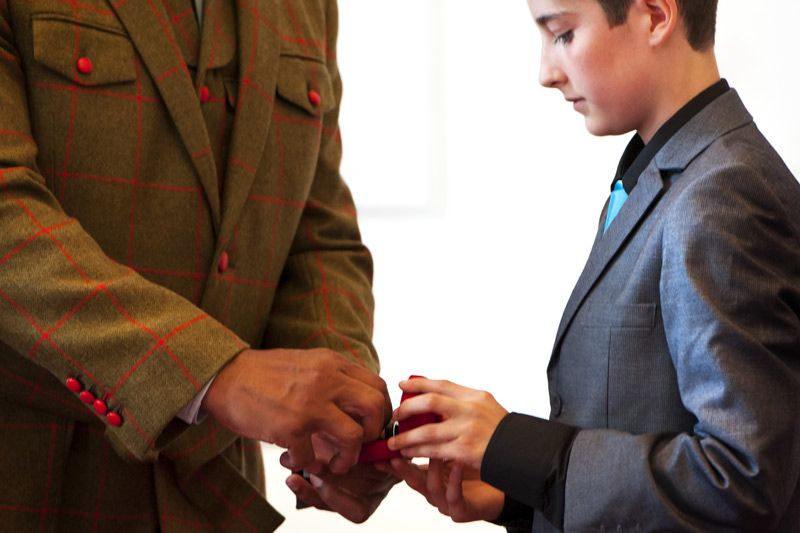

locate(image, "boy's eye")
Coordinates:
554 30 573 45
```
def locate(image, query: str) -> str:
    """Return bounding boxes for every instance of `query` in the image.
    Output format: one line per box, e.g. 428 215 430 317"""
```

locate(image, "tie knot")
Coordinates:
604 180 629 233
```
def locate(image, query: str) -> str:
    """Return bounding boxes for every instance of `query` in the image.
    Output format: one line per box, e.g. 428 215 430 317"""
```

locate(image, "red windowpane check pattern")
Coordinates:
0 0 375 530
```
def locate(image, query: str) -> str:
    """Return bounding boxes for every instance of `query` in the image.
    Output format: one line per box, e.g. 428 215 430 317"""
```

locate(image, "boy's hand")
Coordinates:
202 347 391 473
386 378 508 470
376 458 504 523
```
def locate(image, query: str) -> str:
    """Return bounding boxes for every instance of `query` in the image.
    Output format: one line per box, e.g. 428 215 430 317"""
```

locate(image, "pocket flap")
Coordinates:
579 303 657 329
276 55 335 116
32 15 137 87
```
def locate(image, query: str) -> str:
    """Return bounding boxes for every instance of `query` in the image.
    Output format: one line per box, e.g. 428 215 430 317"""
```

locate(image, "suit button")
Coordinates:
79 390 95 404
106 412 123 427
93 399 108 415
308 89 321 106
77 57 93 74
218 251 229 273
551 394 563 417
66 377 81 393
199 85 210 103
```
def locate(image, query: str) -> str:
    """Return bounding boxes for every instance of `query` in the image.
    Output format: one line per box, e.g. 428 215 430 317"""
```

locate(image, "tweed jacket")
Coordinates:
0 0 377 531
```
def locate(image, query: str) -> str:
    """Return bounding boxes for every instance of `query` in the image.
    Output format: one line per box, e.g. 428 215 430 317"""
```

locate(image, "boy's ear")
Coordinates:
634 0 679 47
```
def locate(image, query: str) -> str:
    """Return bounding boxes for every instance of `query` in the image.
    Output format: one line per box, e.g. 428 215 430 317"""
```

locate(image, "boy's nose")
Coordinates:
538 48 566 88
539 61 566 88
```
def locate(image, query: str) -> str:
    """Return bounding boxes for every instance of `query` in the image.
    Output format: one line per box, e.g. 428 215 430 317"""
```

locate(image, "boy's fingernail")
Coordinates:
309 474 323 489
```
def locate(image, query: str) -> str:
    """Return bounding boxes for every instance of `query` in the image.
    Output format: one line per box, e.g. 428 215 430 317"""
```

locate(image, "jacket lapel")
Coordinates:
194 0 236 86
549 90 754 360
215 0 281 245
550 165 666 357
111 0 221 231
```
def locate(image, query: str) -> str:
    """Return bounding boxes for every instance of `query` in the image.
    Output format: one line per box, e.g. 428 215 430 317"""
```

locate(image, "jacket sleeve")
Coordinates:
563 163 800 531
0 5 247 463
261 0 378 373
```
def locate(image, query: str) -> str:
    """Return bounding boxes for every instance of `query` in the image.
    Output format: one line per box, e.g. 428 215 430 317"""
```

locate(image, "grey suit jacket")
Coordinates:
543 89 800 531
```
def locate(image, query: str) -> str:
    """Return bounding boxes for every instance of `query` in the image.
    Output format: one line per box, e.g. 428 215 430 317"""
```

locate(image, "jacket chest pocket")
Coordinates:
275 54 336 118
32 14 137 86
555 303 660 428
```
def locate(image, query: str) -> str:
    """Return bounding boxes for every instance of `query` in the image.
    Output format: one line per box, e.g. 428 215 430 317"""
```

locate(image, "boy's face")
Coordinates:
528 0 655 137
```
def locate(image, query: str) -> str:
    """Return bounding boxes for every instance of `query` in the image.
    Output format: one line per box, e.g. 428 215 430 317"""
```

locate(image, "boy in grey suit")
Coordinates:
377 0 800 531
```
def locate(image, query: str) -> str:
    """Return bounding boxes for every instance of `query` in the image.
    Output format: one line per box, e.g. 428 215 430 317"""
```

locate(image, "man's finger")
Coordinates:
308 474 375 524
285 474 332 511
338 361 390 398
312 461 397 495
280 437 316 471
334 376 390 442
313 410 368 472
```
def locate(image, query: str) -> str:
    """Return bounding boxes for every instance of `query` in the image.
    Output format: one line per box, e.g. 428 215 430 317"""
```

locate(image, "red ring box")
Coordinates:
359 375 442 462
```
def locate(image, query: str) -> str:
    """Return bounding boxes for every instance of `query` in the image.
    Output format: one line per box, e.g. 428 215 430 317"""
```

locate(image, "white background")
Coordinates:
263 1 800 531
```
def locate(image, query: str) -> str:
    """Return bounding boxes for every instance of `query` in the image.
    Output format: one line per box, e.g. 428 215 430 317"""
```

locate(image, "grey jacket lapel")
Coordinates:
550 165 666 356
549 89 754 359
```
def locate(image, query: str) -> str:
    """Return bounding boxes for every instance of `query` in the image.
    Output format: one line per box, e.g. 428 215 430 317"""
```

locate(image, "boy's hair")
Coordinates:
596 0 717 50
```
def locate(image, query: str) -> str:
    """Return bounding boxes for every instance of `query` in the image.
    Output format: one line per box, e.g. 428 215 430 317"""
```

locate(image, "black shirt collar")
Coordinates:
612 79 730 193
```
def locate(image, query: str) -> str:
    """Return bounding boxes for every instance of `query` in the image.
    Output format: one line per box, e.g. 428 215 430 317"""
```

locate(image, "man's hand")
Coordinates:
285 459 399 523
202 348 391 473
375 458 504 523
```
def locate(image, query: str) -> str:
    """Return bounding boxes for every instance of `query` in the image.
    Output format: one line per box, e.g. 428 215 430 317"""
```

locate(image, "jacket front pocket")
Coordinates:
32 14 137 86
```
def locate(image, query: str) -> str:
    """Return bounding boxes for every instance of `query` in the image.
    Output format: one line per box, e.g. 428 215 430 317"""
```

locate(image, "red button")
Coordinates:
93 399 108 415
107 412 122 427
77 57 92 74
66 377 81 393
199 86 210 103
79 390 95 404
308 90 321 106
218 251 229 273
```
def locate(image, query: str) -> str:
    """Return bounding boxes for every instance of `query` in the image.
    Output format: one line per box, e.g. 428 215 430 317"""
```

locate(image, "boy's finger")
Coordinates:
385 458 430 497
399 378 476 399
426 459 448 511
392 393 457 421
387 420 454 452
445 462 466 507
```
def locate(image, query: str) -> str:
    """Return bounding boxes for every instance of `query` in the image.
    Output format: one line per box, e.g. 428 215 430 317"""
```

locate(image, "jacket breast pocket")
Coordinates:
32 14 136 86
578 303 657 330
556 303 660 428
275 54 336 118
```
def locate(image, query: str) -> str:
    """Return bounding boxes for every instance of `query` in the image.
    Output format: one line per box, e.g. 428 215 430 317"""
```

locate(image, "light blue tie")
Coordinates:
604 180 628 233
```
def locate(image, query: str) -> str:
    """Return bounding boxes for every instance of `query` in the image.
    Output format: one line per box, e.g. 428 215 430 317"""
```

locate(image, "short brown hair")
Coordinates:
596 0 717 50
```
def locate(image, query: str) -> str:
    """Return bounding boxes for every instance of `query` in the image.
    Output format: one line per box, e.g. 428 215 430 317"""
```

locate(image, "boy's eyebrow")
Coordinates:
535 12 567 27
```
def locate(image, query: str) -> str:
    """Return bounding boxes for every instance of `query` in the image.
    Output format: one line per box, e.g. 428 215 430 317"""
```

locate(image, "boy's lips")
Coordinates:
566 97 586 112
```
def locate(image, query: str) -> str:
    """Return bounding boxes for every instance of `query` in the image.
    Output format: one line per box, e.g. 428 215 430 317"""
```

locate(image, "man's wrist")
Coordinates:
176 374 216 424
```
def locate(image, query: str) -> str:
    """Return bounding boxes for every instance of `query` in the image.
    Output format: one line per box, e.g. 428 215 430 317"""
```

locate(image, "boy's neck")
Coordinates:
638 49 721 144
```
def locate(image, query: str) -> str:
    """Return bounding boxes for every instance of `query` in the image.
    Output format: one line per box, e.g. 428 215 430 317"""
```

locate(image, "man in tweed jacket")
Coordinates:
0 0 394 530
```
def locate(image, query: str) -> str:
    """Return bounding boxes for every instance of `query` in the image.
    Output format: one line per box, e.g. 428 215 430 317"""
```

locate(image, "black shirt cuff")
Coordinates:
489 494 535 531
481 412 578 530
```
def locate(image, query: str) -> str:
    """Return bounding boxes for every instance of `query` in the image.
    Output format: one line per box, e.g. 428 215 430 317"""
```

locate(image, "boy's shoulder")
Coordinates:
658 88 790 180
658 87 800 238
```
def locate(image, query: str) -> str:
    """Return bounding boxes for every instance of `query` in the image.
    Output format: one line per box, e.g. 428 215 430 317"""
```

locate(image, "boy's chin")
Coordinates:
584 118 635 138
